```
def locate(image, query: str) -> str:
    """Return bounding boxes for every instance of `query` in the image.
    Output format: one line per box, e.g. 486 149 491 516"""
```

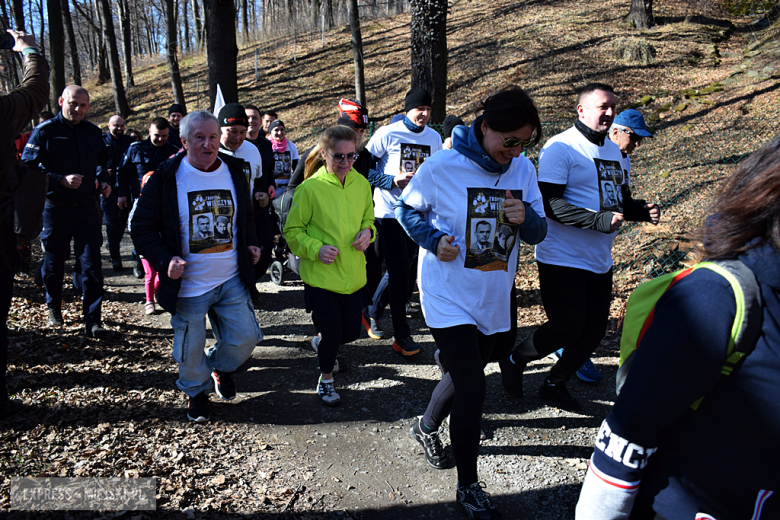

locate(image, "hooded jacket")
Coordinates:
284 166 375 295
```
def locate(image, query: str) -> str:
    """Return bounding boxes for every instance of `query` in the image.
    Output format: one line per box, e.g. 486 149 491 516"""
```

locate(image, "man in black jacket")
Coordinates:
102 115 134 271
131 111 262 423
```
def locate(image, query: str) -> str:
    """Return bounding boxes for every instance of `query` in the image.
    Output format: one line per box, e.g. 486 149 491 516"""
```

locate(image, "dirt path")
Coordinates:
3 235 620 519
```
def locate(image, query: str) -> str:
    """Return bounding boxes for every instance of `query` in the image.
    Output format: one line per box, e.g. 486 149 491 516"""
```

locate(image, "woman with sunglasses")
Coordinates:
284 126 375 407
395 85 547 519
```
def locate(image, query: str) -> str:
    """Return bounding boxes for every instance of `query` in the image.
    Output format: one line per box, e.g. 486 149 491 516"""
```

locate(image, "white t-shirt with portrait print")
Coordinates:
534 125 626 274
219 139 262 191
367 120 443 218
176 157 239 298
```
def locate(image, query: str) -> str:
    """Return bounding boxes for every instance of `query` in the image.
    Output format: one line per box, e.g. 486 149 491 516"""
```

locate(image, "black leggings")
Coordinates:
305 285 364 374
422 324 515 485
534 261 613 383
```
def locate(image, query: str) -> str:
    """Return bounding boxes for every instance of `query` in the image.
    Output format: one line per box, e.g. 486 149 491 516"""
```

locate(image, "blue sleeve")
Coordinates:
22 127 63 186
394 196 446 254
369 162 393 190
590 269 735 485
518 202 547 245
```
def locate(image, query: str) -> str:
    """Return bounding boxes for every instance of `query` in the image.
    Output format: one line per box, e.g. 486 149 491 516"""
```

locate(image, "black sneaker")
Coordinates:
538 380 581 411
212 371 236 400
187 392 210 422
85 321 107 339
112 260 125 271
406 302 420 317
498 355 525 399
456 482 503 519
47 307 63 326
133 260 144 279
410 417 451 470
393 336 421 356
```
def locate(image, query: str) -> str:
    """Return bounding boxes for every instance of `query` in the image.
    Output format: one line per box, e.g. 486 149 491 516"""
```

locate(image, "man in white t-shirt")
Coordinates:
131 111 263 424
365 88 443 356
499 84 659 412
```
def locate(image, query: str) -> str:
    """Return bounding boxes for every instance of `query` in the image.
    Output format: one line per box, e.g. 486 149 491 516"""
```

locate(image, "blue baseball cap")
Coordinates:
613 109 653 138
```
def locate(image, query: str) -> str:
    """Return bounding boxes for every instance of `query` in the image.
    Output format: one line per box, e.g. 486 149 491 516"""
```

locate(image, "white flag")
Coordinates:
213 84 225 118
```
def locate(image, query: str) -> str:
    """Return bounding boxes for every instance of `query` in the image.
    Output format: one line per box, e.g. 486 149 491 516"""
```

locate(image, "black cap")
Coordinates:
442 115 465 139
404 88 432 113
168 103 185 116
219 103 249 127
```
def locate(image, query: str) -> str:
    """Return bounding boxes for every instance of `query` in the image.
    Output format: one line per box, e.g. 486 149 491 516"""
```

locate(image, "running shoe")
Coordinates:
576 358 603 382
410 417 451 469
456 481 503 519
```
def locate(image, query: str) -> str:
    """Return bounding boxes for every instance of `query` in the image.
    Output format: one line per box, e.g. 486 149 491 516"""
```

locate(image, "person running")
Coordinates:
396 85 547 519
576 134 780 520
366 88 443 356
284 126 375 407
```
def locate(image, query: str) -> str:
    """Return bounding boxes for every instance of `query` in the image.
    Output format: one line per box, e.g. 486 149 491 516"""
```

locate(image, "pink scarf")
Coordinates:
271 135 288 153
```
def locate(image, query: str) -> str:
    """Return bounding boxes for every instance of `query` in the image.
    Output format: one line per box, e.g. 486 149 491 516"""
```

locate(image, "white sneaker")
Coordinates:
317 376 341 407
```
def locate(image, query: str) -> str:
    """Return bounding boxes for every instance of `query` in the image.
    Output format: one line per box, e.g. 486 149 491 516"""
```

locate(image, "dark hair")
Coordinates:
39 110 55 120
244 104 260 113
479 85 542 147
577 83 614 105
126 128 141 141
700 134 780 259
476 220 491 230
262 110 278 118
150 117 170 131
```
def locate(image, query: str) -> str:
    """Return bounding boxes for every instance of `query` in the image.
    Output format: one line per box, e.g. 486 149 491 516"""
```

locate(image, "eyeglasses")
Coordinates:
498 132 534 149
327 151 359 164
619 128 642 143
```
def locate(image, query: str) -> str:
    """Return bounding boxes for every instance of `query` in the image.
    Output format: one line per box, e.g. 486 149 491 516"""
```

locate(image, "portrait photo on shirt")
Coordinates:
464 188 521 272
188 190 235 254
273 151 292 177
399 143 431 175
594 158 624 213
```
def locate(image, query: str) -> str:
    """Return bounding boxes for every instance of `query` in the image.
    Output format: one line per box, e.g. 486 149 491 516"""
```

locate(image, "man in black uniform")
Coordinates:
117 117 178 278
22 85 111 338
167 103 185 149
102 115 134 271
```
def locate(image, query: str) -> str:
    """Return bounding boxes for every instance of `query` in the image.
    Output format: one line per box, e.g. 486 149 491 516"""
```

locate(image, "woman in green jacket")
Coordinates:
284 126 375 406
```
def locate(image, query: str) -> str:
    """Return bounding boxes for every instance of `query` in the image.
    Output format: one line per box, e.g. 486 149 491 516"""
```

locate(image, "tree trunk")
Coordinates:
628 0 654 29
410 0 447 124
98 0 130 116
182 0 191 54
11 0 24 31
116 0 134 87
61 0 82 85
165 0 187 109
36 0 44 58
47 0 65 108
192 0 203 50
204 0 238 107
241 0 249 39
347 0 365 105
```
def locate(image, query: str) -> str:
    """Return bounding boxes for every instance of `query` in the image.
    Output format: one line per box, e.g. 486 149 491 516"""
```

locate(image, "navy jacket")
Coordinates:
588 242 780 519
22 112 107 206
102 132 134 185
130 152 259 314
117 139 178 199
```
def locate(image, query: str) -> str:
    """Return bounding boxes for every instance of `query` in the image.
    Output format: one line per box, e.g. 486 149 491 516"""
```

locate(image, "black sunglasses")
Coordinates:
327 151 359 164
619 128 643 143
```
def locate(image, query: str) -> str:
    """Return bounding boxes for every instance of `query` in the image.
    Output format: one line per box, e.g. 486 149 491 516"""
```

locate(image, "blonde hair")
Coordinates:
304 126 358 179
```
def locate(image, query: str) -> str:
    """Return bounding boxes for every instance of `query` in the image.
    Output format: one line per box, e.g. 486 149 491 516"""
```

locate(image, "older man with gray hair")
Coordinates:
131 110 262 423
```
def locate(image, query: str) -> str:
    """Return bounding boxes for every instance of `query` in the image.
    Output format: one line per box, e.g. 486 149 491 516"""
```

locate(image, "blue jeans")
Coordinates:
170 275 263 397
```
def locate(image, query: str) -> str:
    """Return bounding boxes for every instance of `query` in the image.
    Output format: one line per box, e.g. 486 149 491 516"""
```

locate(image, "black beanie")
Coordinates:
219 103 249 127
442 115 465 139
267 120 285 134
168 103 185 116
404 88 432 113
